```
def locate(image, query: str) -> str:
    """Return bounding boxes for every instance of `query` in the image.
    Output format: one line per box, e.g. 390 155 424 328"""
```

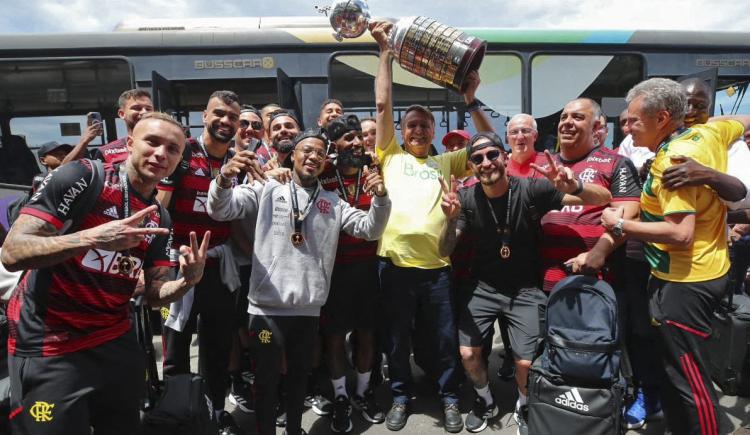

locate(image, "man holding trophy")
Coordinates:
368 17 492 433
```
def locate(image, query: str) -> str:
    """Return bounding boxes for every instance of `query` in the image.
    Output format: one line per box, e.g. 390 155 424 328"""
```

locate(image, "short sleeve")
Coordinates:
611 157 642 199
706 120 745 149
659 185 697 216
447 148 469 178
20 160 95 230
527 178 565 214
376 135 401 161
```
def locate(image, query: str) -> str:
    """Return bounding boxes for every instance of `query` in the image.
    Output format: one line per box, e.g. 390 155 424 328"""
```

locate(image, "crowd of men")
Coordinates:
1 21 750 435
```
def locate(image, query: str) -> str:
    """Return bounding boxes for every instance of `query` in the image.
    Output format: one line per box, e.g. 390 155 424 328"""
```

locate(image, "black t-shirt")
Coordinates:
457 176 565 293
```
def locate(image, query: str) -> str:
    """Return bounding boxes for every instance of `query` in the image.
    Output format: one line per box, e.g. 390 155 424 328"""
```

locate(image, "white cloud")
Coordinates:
1 0 747 33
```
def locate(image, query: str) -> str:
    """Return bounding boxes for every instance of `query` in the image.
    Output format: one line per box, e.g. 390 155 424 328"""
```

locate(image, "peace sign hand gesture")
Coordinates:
439 175 461 220
530 150 580 194
84 205 169 252
178 231 211 287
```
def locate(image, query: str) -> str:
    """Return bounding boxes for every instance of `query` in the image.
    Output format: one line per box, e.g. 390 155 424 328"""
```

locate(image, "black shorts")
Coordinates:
9 331 144 435
458 283 547 361
320 260 379 335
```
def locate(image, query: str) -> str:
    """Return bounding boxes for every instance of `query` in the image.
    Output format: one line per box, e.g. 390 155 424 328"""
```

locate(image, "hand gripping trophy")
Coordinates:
324 0 486 92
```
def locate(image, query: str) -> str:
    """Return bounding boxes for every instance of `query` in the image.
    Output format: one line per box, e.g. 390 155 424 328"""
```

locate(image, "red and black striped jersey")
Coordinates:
8 160 172 357
157 138 233 252
319 163 378 263
91 137 129 164
534 147 641 291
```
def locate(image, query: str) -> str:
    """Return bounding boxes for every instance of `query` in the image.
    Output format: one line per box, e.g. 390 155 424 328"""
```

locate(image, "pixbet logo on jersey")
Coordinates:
81 249 143 278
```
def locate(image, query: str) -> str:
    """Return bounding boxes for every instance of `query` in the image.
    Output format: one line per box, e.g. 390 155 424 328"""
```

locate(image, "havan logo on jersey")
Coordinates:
81 249 143 278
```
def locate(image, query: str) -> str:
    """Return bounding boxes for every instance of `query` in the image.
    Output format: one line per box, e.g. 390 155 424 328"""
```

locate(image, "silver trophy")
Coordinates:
326 0 486 92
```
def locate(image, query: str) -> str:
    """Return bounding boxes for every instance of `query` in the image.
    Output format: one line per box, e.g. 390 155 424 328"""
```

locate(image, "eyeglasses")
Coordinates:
240 120 263 131
469 149 502 165
507 128 535 136
297 146 327 159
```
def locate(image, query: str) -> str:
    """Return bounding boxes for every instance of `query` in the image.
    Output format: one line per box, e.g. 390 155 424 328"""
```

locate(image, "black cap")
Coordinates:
37 141 73 157
293 127 329 147
467 132 506 154
326 114 361 142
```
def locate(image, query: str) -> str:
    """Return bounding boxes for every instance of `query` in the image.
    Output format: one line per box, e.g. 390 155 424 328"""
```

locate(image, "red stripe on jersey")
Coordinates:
42 319 132 357
19 207 64 229
320 166 378 264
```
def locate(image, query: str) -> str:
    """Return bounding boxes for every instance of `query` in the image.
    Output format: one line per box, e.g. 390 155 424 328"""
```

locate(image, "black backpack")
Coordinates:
540 275 621 385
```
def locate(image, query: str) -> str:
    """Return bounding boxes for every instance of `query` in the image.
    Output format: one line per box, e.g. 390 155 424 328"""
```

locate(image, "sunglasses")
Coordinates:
240 120 263 130
469 149 502 165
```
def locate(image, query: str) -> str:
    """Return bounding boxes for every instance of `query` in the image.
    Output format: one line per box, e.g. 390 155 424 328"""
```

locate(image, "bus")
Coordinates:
1 17 750 228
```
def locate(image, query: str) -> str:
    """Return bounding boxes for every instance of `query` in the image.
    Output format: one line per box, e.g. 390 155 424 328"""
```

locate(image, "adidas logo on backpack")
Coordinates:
554 387 589 412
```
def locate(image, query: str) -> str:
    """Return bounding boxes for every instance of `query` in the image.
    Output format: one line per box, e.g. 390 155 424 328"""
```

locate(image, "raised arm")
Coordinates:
62 120 103 165
340 166 391 240
437 175 462 257
370 21 396 152
531 150 613 206
462 70 494 134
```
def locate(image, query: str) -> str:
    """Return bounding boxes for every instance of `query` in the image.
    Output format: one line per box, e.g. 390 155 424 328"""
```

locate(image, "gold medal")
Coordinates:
118 256 135 275
291 232 305 247
500 245 511 259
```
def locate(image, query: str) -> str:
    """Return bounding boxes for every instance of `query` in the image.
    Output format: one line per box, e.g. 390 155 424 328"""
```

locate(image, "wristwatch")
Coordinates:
466 99 482 113
612 218 625 237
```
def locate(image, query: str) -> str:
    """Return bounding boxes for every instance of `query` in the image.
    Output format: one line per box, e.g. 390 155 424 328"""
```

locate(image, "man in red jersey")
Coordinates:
537 98 641 291
89 89 154 164
318 114 385 432
505 114 547 179
156 90 257 435
1 112 209 435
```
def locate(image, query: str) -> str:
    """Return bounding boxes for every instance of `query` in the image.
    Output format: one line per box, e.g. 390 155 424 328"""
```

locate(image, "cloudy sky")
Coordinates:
0 0 745 33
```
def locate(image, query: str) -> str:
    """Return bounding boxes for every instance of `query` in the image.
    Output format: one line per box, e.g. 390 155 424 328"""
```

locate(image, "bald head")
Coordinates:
682 79 712 127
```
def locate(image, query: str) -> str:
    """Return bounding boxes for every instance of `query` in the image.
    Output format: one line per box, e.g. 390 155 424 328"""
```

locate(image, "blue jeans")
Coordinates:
378 259 459 405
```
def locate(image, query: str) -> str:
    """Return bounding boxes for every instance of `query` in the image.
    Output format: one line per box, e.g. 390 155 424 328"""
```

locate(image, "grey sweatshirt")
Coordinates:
207 178 391 317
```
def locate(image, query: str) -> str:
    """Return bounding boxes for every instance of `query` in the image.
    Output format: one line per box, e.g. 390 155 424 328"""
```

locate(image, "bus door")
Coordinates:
277 68 304 128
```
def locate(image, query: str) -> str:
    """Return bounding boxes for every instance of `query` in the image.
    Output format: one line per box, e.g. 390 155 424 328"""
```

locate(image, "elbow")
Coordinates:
598 191 613 206
375 100 388 116
1 250 21 272
674 231 694 249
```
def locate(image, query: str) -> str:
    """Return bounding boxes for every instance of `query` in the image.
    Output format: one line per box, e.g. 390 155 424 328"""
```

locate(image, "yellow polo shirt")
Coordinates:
641 120 743 282
376 136 468 269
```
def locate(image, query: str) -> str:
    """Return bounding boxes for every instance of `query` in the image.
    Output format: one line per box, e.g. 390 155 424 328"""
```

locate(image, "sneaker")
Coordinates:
443 403 464 433
228 382 254 413
513 405 529 435
217 411 241 435
331 395 353 433
625 388 647 429
465 395 499 433
308 394 334 416
385 402 408 431
275 404 287 428
351 390 385 424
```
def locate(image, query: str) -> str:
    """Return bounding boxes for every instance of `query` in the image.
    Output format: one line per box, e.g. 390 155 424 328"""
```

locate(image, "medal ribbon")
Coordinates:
334 168 362 205
290 181 321 241
485 187 512 259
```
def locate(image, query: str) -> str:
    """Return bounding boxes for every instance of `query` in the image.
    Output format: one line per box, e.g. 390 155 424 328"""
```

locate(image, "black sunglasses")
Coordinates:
240 120 263 130
469 149 502 165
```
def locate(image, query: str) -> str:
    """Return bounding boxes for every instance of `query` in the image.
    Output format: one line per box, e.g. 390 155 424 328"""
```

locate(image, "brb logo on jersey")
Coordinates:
193 192 208 214
81 249 143 278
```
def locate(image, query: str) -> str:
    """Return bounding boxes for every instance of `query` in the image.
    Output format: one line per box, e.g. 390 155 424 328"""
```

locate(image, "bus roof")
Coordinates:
1 24 749 52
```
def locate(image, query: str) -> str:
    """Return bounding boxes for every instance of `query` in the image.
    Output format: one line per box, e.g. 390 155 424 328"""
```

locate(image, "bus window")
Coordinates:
531 54 644 151
716 79 750 117
10 115 107 156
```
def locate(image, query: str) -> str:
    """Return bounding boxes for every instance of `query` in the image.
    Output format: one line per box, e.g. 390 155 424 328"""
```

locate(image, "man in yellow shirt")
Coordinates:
602 77 750 435
369 21 493 433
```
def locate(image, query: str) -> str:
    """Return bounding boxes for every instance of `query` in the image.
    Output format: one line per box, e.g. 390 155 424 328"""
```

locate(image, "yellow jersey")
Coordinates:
641 120 744 282
376 135 468 269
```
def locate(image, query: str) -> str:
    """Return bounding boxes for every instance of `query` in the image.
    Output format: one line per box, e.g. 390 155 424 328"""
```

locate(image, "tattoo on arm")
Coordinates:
144 266 191 307
1 214 90 271
439 219 461 257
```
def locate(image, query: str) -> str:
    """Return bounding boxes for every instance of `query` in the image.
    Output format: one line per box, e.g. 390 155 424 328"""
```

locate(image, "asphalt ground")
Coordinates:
153 328 750 435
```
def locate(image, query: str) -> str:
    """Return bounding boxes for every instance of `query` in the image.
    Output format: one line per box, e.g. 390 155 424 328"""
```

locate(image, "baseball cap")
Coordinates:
37 141 73 157
441 130 471 146
326 114 361 142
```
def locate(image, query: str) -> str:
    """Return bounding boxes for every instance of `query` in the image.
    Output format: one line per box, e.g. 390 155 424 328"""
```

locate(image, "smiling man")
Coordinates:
266 110 302 170
369 21 493 433
207 127 391 435
602 77 750 435
2 112 210 435
155 90 247 434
